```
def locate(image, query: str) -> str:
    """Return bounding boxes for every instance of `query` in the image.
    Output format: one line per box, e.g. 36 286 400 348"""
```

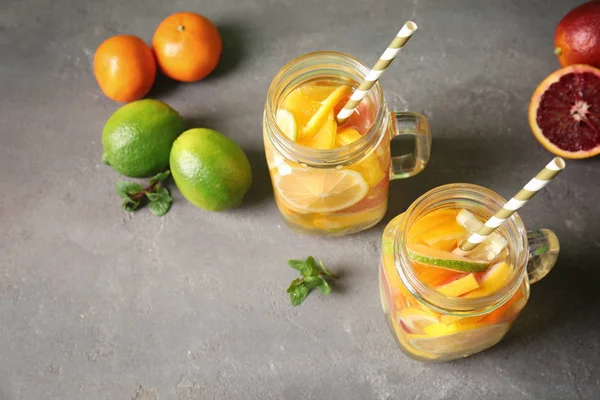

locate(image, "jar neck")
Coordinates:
395 184 529 315
264 51 387 168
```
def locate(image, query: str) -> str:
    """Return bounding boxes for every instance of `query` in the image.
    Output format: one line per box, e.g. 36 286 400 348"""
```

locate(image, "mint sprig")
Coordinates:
115 170 173 216
286 256 335 306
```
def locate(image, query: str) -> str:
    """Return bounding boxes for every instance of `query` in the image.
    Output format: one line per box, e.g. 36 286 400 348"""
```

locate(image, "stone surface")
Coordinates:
1 0 599 399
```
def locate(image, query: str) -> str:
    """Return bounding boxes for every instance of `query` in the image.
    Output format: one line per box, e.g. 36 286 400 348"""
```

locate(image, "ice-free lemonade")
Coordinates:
265 79 390 235
379 208 528 361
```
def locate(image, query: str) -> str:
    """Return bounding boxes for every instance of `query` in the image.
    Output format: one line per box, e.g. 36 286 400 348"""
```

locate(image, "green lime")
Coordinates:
102 99 185 178
407 243 490 273
170 128 252 211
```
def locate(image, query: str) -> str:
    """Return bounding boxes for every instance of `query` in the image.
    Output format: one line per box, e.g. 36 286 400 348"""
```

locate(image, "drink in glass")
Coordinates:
263 52 431 236
379 184 559 361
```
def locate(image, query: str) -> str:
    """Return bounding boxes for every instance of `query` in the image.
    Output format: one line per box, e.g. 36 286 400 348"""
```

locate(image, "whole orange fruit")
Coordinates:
93 35 156 102
554 1 600 68
152 12 222 82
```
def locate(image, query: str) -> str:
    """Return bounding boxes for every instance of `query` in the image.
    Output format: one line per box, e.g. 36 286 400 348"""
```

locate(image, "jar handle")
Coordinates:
389 112 431 180
527 229 560 284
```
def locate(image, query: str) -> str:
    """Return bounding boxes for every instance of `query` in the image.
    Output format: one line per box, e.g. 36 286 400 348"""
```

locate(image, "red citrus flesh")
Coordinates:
554 1 600 68
529 64 600 159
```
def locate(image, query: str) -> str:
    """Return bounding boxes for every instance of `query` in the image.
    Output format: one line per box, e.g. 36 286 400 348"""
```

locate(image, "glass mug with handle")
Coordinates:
263 51 431 236
379 184 560 361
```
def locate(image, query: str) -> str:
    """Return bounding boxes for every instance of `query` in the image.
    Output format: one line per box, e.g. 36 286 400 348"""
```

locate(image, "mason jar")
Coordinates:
263 51 431 236
379 183 560 361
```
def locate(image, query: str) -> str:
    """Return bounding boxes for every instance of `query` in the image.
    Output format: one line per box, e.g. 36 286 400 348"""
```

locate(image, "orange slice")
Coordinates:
274 168 368 213
413 263 461 287
281 88 321 129
303 85 351 137
300 84 338 102
430 239 457 252
436 273 479 297
303 111 336 149
336 127 386 186
408 209 459 243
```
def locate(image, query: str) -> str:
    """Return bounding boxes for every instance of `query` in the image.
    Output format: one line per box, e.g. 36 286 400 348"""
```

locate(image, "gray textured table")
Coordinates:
2 0 599 399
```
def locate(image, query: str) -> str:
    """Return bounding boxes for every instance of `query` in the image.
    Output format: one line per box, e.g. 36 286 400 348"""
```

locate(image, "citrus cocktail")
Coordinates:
379 184 559 361
266 79 389 234
263 52 431 236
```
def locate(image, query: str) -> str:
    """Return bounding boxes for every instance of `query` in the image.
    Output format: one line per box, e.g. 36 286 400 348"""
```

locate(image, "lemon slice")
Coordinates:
436 273 479 297
276 109 298 141
274 169 368 213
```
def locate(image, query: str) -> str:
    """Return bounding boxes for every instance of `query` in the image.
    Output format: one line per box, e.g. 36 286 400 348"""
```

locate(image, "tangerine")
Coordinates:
152 12 222 82
93 35 156 103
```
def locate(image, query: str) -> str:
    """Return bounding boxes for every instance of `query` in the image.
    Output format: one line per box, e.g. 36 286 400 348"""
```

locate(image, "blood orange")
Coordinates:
529 64 600 159
554 1 600 68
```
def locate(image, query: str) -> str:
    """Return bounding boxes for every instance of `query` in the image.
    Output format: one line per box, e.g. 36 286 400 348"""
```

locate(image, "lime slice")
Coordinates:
407 243 491 272
276 109 298 141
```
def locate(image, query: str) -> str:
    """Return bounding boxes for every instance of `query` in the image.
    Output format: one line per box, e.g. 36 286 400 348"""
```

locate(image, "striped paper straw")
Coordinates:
336 21 418 125
458 157 566 252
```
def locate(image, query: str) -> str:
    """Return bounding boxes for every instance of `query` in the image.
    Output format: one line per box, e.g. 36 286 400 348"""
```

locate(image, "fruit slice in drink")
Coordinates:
407 243 491 272
336 127 386 187
397 309 440 334
276 109 298 141
435 273 479 297
274 169 369 213
465 261 512 298
409 323 511 356
407 209 460 243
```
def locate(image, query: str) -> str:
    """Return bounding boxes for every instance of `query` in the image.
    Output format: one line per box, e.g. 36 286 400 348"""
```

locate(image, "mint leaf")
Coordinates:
148 199 171 217
285 256 335 306
146 192 163 201
287 278 303 293
288 259 306 271
318 279 331 295
156 187 170 196
533 245 548 256
290 284 309 306
303 276 324 289
149 170 170 185
116 181 144 198
318 260 333 277
146 187 172 202
123 199 141 212
300 263 318 277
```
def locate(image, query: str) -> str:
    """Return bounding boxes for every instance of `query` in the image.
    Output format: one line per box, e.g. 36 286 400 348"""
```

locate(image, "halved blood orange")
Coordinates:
529 64 600 159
